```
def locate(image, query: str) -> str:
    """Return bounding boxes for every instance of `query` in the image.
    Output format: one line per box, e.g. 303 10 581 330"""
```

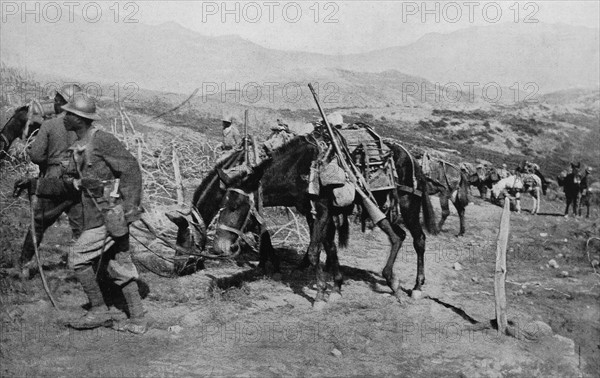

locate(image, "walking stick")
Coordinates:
28 194 60 309
244 109 249 164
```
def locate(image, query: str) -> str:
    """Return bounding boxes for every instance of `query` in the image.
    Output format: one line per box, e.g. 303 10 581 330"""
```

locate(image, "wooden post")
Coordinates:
494 199 510 335
244 109 249 165
251 135 263 213
172 147 184 206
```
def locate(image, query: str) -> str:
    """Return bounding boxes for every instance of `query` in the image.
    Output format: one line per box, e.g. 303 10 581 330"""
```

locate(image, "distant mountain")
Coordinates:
342 22 599 93
2 16 598 108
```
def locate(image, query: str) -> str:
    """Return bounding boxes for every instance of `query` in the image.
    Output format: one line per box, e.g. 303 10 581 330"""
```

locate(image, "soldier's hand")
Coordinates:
13 177 36 197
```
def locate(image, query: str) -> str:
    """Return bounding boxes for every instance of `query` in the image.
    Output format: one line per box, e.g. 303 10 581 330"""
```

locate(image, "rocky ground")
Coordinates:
1 182 599 377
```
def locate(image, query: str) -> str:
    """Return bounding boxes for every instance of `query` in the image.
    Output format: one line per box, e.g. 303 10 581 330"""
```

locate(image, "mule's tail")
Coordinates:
458 172 470 207
420 176 439 235
335 213 350 248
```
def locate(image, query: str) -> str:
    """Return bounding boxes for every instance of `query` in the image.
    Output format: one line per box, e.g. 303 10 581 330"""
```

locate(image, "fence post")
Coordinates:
172 146 184 206
494 198 510 335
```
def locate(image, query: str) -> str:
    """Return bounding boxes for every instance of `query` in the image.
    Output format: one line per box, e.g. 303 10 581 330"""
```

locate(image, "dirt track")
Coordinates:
1 188 599 377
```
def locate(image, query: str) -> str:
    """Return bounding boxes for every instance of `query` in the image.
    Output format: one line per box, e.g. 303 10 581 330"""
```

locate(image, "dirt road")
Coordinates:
1 189 598 377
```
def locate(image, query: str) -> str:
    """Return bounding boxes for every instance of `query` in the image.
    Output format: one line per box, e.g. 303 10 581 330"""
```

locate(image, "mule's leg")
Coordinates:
452 199 466 236
564 196 571 216
379 218 405 293
438 194 450 231
297 215 315 270
307 201 330 305
515 192 521 213
323 218 343 296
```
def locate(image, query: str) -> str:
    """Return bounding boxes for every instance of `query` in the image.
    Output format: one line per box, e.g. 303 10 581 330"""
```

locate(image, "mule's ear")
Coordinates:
217 168 234 186
166 212 189 229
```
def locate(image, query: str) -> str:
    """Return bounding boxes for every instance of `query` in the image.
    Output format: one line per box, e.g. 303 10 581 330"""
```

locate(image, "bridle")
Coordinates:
215 187 265 257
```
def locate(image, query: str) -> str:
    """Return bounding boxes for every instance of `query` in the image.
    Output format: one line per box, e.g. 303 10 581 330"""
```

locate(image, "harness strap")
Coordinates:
397 184 422 197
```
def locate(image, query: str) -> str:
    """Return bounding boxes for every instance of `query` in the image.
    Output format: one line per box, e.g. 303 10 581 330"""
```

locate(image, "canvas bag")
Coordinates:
319 157 346 187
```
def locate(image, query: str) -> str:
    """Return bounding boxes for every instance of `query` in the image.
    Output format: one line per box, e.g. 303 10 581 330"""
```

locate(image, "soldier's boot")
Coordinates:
113 280 147 335
68 267 113 330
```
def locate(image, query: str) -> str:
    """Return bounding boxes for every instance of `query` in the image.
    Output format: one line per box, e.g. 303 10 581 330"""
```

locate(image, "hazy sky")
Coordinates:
8 1 600 54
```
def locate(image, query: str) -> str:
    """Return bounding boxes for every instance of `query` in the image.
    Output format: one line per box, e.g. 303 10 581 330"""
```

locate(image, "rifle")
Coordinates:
307 83 385 223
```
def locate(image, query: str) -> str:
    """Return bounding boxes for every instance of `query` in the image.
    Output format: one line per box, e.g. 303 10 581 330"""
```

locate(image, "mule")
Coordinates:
0 106 42 158
209 133 439 305
467 166 500 199
491 174 542 214
558 163 582 217
422 159 469 236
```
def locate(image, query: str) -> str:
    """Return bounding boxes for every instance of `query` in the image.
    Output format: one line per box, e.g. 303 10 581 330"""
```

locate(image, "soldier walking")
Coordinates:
17 84 84 278
15 93 147 334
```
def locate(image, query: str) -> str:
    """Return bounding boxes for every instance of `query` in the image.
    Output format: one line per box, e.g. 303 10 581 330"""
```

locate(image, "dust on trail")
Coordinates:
1 193 598 377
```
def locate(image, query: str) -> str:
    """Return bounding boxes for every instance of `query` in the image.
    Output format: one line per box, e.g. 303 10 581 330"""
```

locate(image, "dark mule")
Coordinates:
0 106 42 158
423 159 469 236
558 163 582 217
211 133 439 305
164 150 276 275
467 165 499 199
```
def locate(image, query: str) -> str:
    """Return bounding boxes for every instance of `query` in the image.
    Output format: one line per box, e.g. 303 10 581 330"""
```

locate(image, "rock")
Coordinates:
560 271 569 277
168 325 183 334
557 253 563 258
453 262 463 271
471 277 479 282
528 321 554 338
516 289 524 295
548 259 559 269
330 348 342 357
591 259 600 268
411 290 423 300
539 233 548 237
553 335 576 356
540 266 544 270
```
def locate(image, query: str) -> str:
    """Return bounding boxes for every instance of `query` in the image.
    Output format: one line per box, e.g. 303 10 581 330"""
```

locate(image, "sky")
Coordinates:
136 0 600 54
4 1 599 55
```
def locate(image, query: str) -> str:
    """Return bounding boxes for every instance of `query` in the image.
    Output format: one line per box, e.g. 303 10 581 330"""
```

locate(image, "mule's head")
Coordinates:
213 162 268 256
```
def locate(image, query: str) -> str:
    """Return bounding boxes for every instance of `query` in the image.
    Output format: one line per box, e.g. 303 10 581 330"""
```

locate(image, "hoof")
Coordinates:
312 300 327 311
329 292 342 303
411 290 423 300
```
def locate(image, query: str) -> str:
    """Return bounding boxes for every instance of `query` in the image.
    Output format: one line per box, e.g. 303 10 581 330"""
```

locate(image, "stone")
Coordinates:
560 271 569 277
411 290 423 300
548 259 559 269
330 348 342 357
591 259 599 268
539 233 548 237
168 325 183 334
453 262 463 271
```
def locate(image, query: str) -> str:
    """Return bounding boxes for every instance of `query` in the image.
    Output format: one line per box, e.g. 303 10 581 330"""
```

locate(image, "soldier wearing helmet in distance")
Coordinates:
16 84 84 278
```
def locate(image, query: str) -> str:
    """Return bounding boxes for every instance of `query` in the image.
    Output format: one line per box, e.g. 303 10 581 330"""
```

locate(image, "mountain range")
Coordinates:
1 16 598 108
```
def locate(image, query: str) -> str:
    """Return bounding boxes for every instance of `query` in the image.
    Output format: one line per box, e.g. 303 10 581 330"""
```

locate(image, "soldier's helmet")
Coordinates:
62 93 101 120
56 84 83 102
222 114 235 124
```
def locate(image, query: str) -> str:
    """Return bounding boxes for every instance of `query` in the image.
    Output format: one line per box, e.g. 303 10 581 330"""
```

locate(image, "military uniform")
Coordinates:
222 124 241 150
19 89 83 270
16 93 147 333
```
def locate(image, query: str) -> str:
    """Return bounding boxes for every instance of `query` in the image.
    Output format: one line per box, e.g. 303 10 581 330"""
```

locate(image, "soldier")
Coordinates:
17 84 84 278
221 114 241 151
497 163 509 179
579 167 592 218
14 93 147 334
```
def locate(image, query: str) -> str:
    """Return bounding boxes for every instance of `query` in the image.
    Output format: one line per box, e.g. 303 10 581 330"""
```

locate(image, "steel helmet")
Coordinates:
222 113 235 123
56 84 83 102
61 93 101 120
